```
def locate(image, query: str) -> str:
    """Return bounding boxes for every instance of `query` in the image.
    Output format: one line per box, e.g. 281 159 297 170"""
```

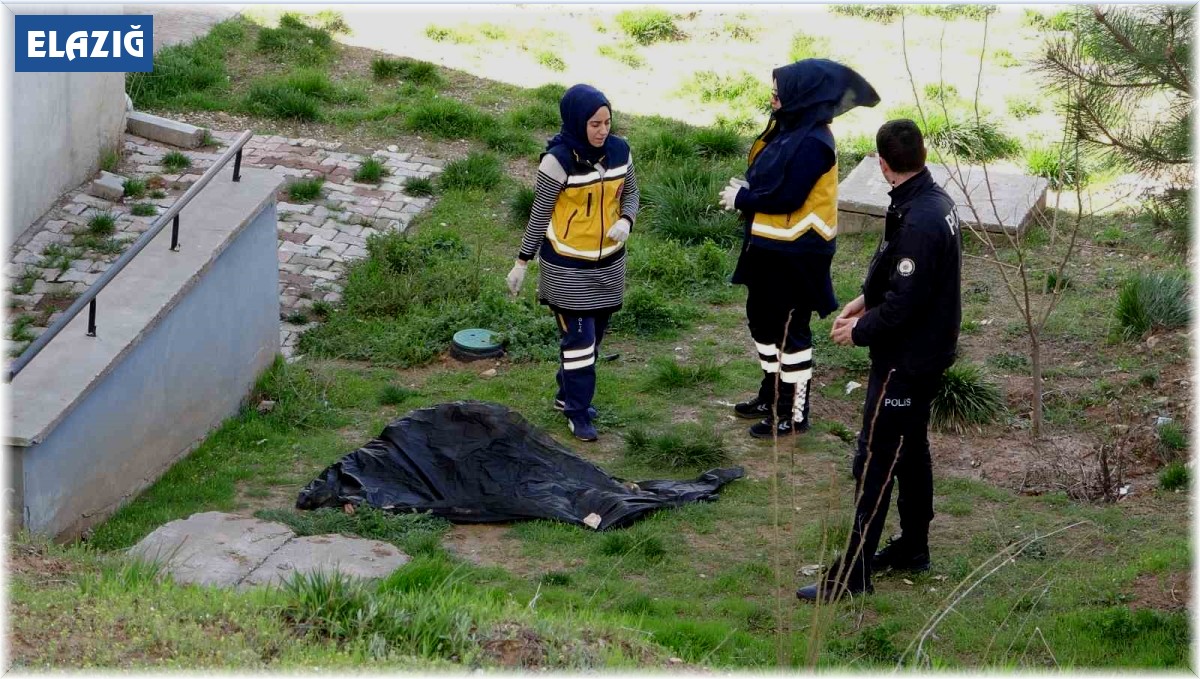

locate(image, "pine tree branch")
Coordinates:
1090 5 1191 93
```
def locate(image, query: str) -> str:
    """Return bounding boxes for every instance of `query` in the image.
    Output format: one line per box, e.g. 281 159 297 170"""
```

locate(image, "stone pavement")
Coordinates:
6 129 442 359
124 4 241 54
130 511 411 588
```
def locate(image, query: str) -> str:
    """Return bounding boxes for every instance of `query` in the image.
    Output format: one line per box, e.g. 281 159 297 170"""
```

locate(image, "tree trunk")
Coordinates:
1031 332 1044 438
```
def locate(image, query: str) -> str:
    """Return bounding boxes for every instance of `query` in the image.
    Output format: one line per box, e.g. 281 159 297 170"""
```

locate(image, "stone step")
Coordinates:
838 155 1049 235
129 511 411 589
126 111 204 149
88 171 125 201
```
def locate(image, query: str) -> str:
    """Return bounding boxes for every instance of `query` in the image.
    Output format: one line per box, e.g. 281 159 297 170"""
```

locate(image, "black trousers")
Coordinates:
745 283 814 421
828 362 940 590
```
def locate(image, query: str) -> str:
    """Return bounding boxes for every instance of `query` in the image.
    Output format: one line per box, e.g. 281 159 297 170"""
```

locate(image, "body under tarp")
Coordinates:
297 401 744 530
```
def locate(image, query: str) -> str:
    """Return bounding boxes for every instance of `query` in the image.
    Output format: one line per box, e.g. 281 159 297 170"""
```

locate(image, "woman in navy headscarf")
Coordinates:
508 84 640 442
718 59 879 439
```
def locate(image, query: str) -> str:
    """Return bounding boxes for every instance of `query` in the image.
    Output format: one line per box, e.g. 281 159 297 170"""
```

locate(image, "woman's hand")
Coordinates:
607 217 631 243
506 260 527 296
719 178 746 211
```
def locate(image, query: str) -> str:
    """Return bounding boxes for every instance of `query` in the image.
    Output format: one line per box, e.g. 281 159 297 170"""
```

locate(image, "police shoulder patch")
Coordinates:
897 258 916 276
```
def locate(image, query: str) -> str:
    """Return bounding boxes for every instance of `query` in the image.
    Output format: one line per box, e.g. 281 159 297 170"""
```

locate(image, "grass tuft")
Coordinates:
354 157 390 184
287 177 325 202
930 362 1005 433
625 424 730 470
439 152 504 192
1115 272 1189 339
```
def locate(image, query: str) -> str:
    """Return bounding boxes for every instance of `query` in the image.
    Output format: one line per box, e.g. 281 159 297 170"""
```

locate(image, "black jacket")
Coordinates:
851 167 962 375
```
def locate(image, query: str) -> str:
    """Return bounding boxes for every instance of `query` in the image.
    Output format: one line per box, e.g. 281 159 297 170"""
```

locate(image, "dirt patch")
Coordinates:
443 523 568 577
8 541 81 588
1127 571 1189 613
481 622 548 669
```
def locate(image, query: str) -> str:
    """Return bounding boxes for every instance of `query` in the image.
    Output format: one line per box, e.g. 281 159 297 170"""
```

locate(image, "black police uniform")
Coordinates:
829 166 962 593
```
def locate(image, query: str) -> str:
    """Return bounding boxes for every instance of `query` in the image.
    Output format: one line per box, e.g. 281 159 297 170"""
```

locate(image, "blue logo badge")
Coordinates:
15 14 153 72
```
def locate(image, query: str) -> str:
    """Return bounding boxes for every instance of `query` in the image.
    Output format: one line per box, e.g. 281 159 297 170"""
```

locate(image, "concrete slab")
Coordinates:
88 172 125 202
126 112 204 149
129 512 295 587
837 155 1049 235
242 534 411 588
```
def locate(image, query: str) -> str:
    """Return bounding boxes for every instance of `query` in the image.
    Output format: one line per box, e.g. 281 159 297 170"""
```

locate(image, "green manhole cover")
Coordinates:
451 328 504 361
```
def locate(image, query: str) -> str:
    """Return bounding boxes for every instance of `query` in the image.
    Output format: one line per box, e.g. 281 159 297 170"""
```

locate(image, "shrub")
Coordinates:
509 186 536 227
404 99 489 139
789 31 831 62
625 424 730 470
439 152 504 192
615 8 681 45
404 177 435 197
287 177 325 202
930 363 1004 433
1115 272 1190 339
1159 462 1188 491
354 158 389 184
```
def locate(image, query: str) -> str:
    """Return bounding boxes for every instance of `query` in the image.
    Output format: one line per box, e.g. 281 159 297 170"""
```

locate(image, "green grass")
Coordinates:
891 105 1021 163
638 159 743 246
1158 462 1187 491
624 425 729 470
506 103 560 131
829 4 901 23
482 127 539 157
615 8 681 45
535 51 566 72
597 43 646 69
1115 272 1189 339
404 176 435 197
930 362 1005 433
149 189 168 199
681 70 770 110
509 185 535 227
912 4 998 21
161 151 191 173
242 81 322 121
99 147 120 173
353 157 389 184
256 13 335 65
1006 95 1042 120
126 19 244 109
379 384 419 406
11 267 40 295
439 152 504 192
1158 422 1187 457
1026 145 1091 189
404 99 490 139
287 177 325 202
371 57 444 87
87 211 117 236
9 314 36 342
642 357 724 393
256 505 449 554
130 202 158 217
122 178 146 199
789 31 831 62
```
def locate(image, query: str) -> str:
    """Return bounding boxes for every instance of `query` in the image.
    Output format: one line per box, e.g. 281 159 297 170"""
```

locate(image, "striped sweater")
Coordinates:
518 152 640 313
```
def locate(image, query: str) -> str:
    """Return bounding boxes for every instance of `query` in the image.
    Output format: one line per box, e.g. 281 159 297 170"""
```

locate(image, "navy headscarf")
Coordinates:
746 59 879 192
547 84 624 166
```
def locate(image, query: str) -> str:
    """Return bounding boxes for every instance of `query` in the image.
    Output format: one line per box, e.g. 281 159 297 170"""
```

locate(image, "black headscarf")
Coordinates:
547 84 619 166
746 59 880 192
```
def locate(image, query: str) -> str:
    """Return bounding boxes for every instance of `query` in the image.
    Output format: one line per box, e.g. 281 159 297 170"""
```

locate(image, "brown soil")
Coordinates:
1127 571 1189 613
442 523 575 577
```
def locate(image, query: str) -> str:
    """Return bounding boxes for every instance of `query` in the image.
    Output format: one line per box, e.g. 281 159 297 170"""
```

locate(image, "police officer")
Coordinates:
797 119 962 602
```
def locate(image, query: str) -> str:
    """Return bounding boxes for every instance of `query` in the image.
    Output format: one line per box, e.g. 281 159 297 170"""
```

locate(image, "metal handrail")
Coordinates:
8 129 255 381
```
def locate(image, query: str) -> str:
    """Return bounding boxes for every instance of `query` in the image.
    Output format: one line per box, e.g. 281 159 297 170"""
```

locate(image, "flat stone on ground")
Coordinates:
88 172 126 201
128 511 294 587
130 511 411 588
126 111 205 149
241 534 411 588
837 155 1049 235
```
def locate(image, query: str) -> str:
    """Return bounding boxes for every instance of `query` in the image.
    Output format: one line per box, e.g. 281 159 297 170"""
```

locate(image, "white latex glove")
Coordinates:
730 177 749 189
607 217 631 243
719 183 743 211
506 261 527 296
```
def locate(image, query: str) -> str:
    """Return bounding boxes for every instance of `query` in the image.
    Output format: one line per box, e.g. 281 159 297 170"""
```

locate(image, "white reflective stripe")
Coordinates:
755 342 778 356
545 221 625 258
779 368 813 384
564 164 628 186
761 360 780 373
563 356 596 370
562 345 595 360
780 348 813 365
751 212 837 241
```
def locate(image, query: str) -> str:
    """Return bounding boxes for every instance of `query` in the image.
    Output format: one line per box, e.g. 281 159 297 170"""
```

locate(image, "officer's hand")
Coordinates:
835 295 866 323
506 261 527 296
831 317 858 346
718 183 742 211
607 217 631 243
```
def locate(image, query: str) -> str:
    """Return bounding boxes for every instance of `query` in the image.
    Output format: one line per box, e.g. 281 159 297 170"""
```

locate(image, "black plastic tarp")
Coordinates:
297 401 744 530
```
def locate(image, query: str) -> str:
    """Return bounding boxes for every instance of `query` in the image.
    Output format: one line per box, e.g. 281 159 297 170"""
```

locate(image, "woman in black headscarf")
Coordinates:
507 84 640 443
718 59 879 439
